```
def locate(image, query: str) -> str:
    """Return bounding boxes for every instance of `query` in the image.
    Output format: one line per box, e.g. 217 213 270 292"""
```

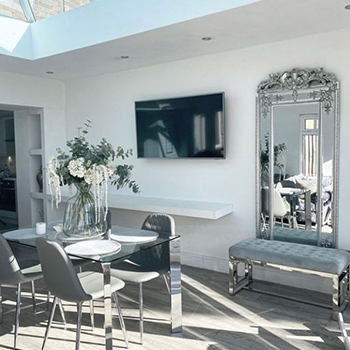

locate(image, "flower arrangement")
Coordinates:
47 120 139 236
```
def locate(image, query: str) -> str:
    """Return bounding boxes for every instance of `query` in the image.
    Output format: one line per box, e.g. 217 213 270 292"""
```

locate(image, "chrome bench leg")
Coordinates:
333 274 340 321
229 257 253 296
338 312 350 350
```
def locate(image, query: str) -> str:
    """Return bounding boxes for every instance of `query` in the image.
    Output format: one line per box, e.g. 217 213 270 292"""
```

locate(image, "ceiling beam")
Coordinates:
19 0 36 23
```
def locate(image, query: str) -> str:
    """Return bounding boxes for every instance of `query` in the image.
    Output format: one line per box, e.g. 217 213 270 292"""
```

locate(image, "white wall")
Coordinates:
64 27 350 292
0 71 65 109
0 72 66 226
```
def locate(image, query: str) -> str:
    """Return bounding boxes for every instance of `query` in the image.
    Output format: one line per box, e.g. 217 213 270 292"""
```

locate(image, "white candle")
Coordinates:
36 222 46 235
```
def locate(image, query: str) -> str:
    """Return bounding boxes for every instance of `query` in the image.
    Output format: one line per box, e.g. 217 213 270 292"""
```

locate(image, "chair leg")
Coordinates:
0 283 3 325
139 283 143 344
14 283 21 349
112 292 128 348
89 300 94 331
46 291 51 312
31 281 37 314
42 297 58 350
163 274 170 294
76 303 83 350
58 299 66 325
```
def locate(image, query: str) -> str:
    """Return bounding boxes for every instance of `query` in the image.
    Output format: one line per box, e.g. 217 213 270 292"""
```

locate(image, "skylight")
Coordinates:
0 0 94 22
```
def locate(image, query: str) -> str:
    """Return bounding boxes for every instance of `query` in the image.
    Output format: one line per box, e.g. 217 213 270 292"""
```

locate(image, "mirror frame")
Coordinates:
255 68 340 247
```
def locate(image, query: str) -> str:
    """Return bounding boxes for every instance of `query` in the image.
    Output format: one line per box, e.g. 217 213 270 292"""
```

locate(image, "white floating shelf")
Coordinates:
31 192 45 200
44 192 233 220
29 148 43 156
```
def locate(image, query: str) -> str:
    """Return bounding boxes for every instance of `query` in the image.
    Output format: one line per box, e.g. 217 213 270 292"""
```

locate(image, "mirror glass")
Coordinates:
257 69 339 247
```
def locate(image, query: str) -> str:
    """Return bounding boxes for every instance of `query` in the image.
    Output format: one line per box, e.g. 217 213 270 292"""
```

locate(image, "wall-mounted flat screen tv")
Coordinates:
135 93 225 159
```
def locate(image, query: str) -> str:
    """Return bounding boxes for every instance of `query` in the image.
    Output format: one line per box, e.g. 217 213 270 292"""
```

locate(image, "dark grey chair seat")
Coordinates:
18 260 43 282
229 238 350 275
78 271 125 300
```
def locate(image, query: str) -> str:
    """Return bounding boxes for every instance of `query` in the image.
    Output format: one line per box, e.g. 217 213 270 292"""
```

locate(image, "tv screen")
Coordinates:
135 93 225 159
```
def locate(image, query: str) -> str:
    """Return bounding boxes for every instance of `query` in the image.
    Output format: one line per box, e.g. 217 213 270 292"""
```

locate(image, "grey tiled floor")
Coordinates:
0 265 346 350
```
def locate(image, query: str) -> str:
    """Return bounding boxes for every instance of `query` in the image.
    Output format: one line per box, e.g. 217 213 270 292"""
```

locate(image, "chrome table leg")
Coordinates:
14 283 21 349
305 190 312 230
102 262 113 350
169 237 182 333
139 283 144 344
31 281 36 314
42 297 58 350
113 292 129 348
0 283 3 325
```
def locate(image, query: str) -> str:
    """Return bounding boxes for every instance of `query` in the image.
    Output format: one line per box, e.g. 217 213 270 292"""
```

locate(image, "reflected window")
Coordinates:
301 115 319 177
304 118 319 131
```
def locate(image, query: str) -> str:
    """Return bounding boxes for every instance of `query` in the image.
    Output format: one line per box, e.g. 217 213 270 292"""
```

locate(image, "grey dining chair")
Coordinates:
110 213 175 344
36 238 129 350
0 233 43 349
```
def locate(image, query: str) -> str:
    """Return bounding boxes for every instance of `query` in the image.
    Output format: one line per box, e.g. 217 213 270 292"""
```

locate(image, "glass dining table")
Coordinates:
3 224 182 350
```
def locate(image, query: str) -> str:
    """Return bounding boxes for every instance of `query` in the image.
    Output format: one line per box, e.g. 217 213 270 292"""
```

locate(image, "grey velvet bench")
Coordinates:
229 238 350 320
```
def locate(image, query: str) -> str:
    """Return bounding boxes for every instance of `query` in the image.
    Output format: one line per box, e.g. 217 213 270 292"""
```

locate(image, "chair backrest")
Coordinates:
141 213 175 236
273 190 288 218
36 238 90 303
0 234 25 285
131 214 175 270
261 188 287 218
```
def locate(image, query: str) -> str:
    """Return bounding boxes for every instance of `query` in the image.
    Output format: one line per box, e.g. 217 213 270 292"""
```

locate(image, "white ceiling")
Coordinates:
0 0 349 81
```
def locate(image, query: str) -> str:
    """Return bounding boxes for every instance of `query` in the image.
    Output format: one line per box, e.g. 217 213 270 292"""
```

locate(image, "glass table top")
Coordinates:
3 224 179 264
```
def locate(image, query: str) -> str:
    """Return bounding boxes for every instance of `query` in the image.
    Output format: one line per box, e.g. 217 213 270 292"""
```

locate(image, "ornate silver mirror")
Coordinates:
256 68 340 247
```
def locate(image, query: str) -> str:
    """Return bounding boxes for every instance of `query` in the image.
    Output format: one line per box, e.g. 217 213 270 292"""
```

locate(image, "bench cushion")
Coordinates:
229 238 350 275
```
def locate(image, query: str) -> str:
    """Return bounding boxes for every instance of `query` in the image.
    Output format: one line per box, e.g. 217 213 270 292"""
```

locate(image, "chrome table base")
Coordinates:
102 262 113 350
170 237 182 333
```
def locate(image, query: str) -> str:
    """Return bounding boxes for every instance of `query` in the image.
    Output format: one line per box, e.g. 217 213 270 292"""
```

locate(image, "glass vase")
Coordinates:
63 183 106 238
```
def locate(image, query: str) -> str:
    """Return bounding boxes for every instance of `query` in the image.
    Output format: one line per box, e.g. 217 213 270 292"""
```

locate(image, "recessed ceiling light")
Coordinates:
345 4 350 9
46 71 54 74
120 55 129 59
202 37 213 41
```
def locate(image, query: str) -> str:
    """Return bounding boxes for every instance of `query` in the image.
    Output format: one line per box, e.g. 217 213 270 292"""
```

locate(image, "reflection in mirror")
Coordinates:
257 68 339 247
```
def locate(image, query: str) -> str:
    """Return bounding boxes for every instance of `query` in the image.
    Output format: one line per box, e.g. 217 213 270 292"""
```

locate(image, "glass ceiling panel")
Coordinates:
0 0 26 21
32 0 63 21
32 0 92 21
0 0 93 22
63 0 91 12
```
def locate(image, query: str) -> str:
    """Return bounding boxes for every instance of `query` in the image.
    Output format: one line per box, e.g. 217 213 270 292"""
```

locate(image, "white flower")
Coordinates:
47 156 62 208
68 158 85 178
84 168 95 185
106 160 115 177
84 164 110 185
